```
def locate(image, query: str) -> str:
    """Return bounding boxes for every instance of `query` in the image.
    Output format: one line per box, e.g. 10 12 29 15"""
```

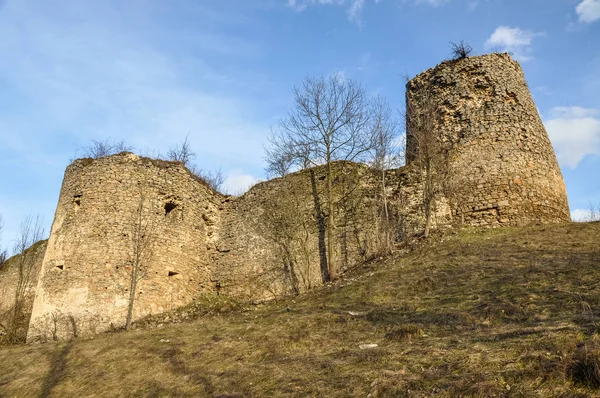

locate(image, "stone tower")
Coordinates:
406 53 570 226
27 154 225 340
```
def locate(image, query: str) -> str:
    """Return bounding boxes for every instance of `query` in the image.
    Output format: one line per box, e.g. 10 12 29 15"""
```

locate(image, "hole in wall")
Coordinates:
55 265 64 271
164 202 178 215
168 271 180 277
73 194 82 211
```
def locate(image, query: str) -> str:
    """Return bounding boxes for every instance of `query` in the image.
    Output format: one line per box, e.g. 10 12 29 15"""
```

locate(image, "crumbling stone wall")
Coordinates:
406 53 570 226
27 155 422 340
27 154 226 341
0 240 46 340
22 53 571 341
211 162 420 298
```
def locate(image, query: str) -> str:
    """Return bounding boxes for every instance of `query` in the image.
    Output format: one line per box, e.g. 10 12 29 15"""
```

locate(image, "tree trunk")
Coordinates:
382 167 390 252
125 265 138 331
424 158 432 238
310 170 330 283
326 160 336 280
126 196 144 331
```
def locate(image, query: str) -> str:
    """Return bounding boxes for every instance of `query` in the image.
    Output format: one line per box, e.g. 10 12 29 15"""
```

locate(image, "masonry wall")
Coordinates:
23 53 572 341
27 154 226 341
27 155 425 340
406 53 570 226
210 162 423 298
0 240 46 341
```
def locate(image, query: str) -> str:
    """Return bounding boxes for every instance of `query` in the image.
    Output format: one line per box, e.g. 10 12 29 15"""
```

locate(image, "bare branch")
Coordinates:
76 138 133 160
449 40 473 60
167 134 196 167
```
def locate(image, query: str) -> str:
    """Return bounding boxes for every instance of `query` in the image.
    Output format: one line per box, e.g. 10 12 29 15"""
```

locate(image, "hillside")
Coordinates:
1 222 599 397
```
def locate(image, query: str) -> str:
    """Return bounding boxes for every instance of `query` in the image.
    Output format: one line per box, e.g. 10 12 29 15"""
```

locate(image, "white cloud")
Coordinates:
549 106 598 119
571 208 590 221
0 1 271 250
287 0 446 24
484 26 543 62
223 170 261 196
414 0 448 6
571 208 600 222
576 0 600 23
544 106 600 169
348 0 366 24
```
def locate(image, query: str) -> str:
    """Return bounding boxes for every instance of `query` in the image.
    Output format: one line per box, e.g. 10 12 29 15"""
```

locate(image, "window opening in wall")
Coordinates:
73 194 82 210
164 202 178 215
55 265 64 271
168 271 180 277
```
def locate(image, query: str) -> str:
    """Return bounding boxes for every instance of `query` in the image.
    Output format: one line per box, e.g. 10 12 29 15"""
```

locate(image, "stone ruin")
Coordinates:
0 53 570 342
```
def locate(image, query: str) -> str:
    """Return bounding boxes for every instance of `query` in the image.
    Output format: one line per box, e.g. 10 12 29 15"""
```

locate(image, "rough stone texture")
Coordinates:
406 53 570 226
26 155 425 340
27 154 225 341
0 240 46 339
21 53 569 341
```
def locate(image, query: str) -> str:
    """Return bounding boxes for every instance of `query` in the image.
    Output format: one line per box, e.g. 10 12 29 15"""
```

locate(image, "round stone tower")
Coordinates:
406 53 570 226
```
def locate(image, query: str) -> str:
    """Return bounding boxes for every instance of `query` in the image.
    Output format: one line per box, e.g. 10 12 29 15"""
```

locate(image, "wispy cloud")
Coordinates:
544 106 600 169
223 170 262 195
484 26 543 62
286 0 447 25
0 0 270 248
576 0 600 23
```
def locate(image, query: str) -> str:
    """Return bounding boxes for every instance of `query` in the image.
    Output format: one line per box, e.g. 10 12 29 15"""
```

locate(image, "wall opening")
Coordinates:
73 194 82 211
168 271 180 277
164 202 178 215
55 265 64 271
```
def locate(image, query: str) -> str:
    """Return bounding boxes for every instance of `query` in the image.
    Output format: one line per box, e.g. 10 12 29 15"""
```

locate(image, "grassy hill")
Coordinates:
1 222 600 397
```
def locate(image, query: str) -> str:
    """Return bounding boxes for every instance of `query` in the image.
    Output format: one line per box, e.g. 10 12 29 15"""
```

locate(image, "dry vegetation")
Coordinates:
1 222 600 397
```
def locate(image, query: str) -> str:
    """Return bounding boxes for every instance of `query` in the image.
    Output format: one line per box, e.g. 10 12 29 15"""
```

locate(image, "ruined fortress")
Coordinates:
0 53 570 342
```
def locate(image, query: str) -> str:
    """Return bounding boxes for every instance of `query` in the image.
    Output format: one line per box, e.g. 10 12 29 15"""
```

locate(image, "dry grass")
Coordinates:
1 222 600 397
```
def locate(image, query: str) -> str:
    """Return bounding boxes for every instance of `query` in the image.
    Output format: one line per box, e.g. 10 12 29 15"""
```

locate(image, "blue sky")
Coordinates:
0 0 599 251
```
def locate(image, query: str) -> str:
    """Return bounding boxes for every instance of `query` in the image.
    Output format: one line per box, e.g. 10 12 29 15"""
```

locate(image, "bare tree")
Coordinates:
266 74 374 281
8 214 45 343
167 134 196 167
125 190 156 331
370 97 403 252
0 214 6 270
450 40 473 60
167 136 226 193
264 129 296 178
76 138 133 159
406 80 449 238
193 167 226 193
585 203 600 222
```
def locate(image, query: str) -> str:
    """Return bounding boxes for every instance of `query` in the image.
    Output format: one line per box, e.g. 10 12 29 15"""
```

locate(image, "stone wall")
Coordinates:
210 162 424 298
406 53 570 226
26 155 426 340
20 53 571 341
0 240 46 341
27 154 225 341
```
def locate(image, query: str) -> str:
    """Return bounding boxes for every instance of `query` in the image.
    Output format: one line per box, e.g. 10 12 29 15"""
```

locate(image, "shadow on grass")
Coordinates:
39 341 73 398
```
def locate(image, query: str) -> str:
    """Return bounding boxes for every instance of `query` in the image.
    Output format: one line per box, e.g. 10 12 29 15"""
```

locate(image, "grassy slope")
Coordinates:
1 222 599 397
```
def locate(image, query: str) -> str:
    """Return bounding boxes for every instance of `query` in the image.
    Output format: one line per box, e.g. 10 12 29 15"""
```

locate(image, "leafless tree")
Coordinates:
167 136 226 193
125 190 156 331
167 134 196 167
450 40 473 60
194 167 226 193
8 214 45 343
76 138 133 160
264 129 296 178
406 80 449 238
0 214 6 270
370 97 403 252
266 74 374 281
585 203 600 222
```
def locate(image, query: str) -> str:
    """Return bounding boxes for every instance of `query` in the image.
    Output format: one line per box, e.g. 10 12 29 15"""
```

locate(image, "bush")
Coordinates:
568 337 600 388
